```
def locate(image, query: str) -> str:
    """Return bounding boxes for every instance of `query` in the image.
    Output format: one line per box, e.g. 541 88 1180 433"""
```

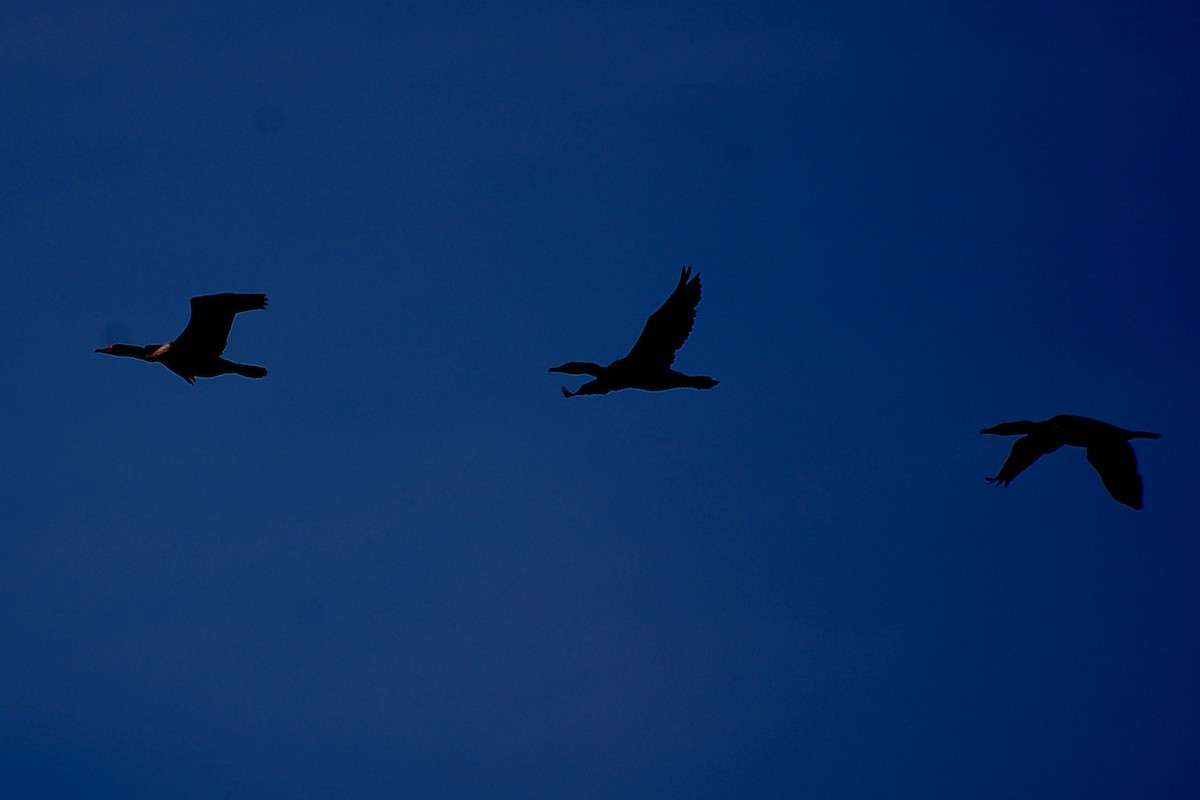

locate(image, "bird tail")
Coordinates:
231 363 268 379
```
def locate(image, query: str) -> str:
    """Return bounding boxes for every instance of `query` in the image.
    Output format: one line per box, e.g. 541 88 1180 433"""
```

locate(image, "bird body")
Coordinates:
981 414 1160 509
550 267 718 397
96 293 268 384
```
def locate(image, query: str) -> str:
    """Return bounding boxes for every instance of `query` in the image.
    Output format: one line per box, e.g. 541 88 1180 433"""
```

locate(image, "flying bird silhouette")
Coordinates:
550 267 719 397
980 414 1160 509
96 293 269 384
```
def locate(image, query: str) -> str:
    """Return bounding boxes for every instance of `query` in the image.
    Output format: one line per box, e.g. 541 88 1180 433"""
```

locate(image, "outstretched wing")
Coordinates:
622 267 702 369
173 293 268 358
987 435 1061 487
1086 440 1144 509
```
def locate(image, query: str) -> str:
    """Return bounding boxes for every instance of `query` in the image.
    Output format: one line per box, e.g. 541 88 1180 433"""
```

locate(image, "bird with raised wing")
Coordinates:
96 293 269 384
550 267 718 397
980 414 1160 509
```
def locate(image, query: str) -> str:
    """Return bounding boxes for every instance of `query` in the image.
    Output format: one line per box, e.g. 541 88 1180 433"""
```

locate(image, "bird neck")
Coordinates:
100 344 153 360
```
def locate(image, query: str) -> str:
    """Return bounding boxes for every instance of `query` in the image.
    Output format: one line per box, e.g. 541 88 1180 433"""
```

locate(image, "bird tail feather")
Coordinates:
232 363 268 379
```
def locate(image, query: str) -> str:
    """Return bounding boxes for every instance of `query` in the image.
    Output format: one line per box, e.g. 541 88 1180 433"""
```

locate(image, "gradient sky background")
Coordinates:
2 1 1199 797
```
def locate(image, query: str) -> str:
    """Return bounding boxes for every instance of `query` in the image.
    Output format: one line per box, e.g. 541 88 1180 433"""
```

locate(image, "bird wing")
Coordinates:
622 267 701 369
1086 439 1144 509
988 435 1060 486
173 293 267 358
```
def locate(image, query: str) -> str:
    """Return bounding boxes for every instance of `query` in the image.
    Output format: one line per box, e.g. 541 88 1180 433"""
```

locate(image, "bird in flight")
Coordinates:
980 414 1161 509
550 267 719 397
96 293 269 384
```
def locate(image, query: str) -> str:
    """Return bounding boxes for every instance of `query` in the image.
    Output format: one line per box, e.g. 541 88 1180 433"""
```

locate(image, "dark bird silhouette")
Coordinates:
980 414 1160 509
96 293 268 384
550 267 719 397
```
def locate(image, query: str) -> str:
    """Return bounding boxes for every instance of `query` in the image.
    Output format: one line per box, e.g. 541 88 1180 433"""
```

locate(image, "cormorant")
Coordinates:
980 414 1160 509
550 267 719 397
96 293 268 384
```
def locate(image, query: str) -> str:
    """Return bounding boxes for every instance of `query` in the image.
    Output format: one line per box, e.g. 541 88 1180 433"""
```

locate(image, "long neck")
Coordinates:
98 344 154 360
980 420 1039 436
550 361 606 377
1058 415 1161 440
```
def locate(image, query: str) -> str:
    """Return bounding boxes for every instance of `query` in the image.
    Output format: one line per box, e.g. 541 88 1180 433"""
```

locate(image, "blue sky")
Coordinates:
2 1 1199 797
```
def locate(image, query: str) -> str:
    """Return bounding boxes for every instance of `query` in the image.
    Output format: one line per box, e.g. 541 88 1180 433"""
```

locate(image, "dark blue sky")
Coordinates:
3 1 1199 797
